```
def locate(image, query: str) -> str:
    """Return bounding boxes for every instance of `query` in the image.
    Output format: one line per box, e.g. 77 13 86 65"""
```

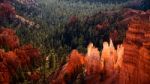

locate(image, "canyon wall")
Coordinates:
119 9 150 84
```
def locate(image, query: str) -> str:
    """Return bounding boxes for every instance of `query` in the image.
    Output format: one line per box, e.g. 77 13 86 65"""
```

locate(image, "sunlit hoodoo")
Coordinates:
49 39 124 84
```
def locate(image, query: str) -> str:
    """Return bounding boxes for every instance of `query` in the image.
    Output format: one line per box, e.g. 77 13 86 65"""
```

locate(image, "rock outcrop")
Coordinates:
48 9 150 84
119 9 150 84
48 50 85 84
49 40 124 84
0 28 42 84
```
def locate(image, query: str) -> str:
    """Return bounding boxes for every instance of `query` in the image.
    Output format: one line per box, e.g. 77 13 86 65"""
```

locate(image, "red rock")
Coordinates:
49 50 85 84
0 49 10 84
27 71 41 81
0 28 42 84
85 43 103 84
119 9 150 84
0 28 20 49
48 9 150 84
110 30 118 42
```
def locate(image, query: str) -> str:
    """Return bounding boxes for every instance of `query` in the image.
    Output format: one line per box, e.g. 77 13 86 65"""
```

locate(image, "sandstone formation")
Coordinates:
48 9 150 84
49 40 124 84
0 28 42 84
119 9 150 84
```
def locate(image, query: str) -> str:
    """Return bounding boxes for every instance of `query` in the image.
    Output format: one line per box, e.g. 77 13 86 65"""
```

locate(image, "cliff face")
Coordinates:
119 9 150 84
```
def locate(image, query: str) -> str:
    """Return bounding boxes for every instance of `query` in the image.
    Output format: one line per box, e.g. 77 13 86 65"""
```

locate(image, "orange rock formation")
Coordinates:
49 9 150 84
0 28 41 84
119 9 150 84
49 40 124 84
